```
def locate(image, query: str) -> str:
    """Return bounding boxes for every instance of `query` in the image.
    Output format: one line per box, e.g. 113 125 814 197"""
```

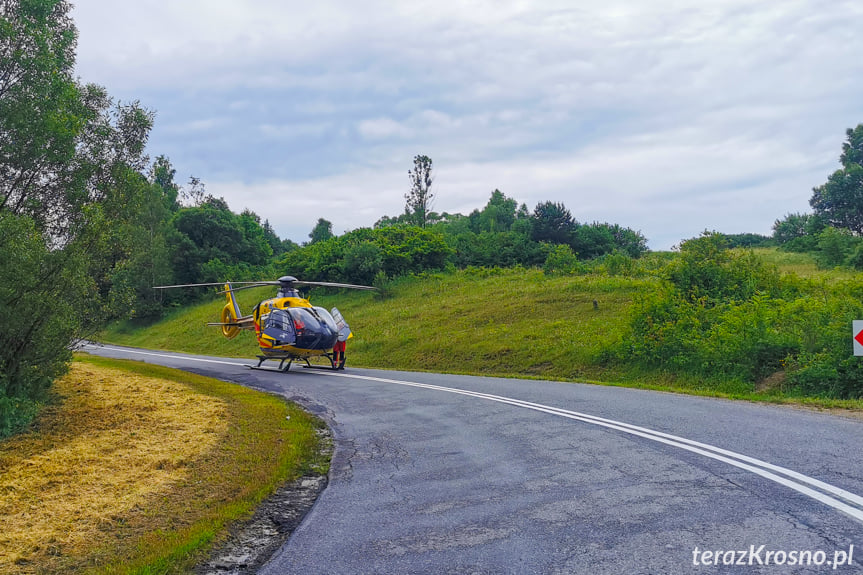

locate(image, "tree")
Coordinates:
150 154 180 212
473 189 517 233
104 165 176 319
262 219 287 256
772 212 824 252
405 155 434 227
0 0 77 234
169 198 273 285
810 124 863 233
0 0 155 436
308 217 334 244
530 201 575 244
180 175 207 207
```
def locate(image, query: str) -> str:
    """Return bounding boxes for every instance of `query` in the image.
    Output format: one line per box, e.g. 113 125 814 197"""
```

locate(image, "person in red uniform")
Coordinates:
333 339 346 370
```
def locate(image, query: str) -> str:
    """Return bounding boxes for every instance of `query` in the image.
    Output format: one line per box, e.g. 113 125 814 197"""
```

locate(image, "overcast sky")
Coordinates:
71 1 863 249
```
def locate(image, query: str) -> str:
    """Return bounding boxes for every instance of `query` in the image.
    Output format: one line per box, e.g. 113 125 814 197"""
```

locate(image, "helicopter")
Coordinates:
155 276 375 372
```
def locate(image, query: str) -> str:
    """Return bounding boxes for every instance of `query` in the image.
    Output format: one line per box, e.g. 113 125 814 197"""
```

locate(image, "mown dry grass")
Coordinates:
0 356 326 575
0 362 226 573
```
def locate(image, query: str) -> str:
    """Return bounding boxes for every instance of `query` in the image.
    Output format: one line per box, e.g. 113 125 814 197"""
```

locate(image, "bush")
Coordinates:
616 238 863 398
665 233 783 304
342 242 384 285
543 244 581 275
571 222 648 259
593 252 639 276
815 227 862 268
446 231 550 269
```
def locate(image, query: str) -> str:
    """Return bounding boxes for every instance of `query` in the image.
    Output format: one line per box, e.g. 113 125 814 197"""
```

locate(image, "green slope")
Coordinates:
102 268 655 383
99 264 863 409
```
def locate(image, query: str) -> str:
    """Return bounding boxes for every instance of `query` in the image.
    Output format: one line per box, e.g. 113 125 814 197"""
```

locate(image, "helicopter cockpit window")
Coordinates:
262 309 295 345
314 307 338 332
285 307 339 349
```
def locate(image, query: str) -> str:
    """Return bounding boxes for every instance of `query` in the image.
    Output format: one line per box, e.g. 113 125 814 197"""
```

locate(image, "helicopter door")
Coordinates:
262 309 296 346
331 307 352 342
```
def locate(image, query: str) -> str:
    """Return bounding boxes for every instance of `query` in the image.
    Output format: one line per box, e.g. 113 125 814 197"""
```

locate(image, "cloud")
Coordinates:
357 117 412 140
69 0 863 251
207 116 826 250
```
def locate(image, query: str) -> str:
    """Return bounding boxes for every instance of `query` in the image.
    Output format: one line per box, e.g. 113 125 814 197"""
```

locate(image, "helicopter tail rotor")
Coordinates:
220 282 243 339
220 304 240 339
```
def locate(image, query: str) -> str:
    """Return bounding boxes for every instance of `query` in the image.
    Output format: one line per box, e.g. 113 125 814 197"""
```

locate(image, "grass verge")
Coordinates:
0 355 327 575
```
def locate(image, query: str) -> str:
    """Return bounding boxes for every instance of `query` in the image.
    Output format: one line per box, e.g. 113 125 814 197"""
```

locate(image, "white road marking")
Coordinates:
82 344 248 367
320 371 863 524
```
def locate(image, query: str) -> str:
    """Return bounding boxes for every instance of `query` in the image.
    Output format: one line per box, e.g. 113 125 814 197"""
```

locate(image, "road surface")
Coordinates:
82 344 863 574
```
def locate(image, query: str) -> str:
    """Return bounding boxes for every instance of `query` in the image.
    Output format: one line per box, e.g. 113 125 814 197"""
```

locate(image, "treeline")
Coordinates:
283 190 647 285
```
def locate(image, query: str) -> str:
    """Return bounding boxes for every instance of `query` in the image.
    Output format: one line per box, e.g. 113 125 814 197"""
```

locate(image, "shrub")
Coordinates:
543 244 581 275
815 227 862 268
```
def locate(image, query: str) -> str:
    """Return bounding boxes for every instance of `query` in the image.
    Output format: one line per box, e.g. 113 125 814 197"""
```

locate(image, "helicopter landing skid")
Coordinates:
247 354 294 373
301 353 339 371
247 353 341 372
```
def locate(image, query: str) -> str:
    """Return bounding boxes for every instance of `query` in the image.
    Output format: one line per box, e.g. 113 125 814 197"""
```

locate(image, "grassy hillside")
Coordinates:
103 268 657 381
101 253 863 408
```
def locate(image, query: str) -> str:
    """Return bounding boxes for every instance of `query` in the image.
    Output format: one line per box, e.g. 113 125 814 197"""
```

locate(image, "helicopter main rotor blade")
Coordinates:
216 284 279 294
153 281 277 289
154 279 376 291
295 281 377 290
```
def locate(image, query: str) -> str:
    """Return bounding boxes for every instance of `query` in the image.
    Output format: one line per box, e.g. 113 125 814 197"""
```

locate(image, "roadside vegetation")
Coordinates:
0 354 326 575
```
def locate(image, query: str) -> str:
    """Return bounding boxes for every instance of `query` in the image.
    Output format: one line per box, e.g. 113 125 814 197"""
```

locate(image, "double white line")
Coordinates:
324 371 863 524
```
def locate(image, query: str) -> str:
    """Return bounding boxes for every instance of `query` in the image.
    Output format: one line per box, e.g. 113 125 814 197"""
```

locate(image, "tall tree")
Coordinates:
405 154 434 228
810 124 863 233
477 189 517 232
530 201 575 244
308 217 334 244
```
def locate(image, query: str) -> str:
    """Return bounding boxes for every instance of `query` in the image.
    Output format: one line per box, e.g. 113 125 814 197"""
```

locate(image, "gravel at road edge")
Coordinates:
194 427 333 575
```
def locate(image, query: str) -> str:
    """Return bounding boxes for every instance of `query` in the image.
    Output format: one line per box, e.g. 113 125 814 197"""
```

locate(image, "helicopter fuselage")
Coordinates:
252 296 341 356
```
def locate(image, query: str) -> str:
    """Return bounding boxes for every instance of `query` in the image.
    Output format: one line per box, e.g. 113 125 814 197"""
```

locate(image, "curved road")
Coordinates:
83 344 862 574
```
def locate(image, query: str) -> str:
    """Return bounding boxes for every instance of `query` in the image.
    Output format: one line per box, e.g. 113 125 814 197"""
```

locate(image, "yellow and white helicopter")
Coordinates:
155 276 375 371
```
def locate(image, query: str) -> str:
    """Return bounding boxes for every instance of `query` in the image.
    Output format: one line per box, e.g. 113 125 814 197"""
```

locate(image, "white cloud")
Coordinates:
357 117 412 140
70 0 863 250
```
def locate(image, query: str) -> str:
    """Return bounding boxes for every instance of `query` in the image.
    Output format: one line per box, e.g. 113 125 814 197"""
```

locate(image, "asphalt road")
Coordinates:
82 344 863 574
